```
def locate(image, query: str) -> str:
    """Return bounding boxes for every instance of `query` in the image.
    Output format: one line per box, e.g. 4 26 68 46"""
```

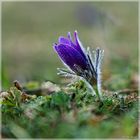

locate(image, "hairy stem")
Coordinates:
93 84 103 102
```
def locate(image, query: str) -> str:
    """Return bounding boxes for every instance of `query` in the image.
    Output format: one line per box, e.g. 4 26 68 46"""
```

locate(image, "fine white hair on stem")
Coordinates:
57 67 96 96
78 76 96 96
70 75 96 96
57 68 75 75
95 49 104 98
86 47 97 79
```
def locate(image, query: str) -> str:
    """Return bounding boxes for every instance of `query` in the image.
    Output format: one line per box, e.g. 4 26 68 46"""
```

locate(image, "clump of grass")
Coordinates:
1 80 138 138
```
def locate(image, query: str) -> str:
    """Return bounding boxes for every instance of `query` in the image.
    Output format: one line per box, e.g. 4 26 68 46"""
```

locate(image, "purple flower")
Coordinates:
53 31 104 100
54 32 88 74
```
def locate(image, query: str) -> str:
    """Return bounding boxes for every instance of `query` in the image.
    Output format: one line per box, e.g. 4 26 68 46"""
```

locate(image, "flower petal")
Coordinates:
74 31 87 59
67 32 72 40
59 35 77 49
58 36 71 46
54 44 87 72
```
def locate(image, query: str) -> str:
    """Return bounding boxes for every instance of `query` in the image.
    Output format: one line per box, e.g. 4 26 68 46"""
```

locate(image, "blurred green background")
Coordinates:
2 2 138 89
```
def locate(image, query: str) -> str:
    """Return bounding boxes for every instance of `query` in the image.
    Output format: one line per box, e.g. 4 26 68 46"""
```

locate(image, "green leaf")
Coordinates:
51 92 70 107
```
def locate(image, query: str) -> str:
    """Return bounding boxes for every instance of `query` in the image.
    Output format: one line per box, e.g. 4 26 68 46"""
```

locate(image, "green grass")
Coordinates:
1 80 138 138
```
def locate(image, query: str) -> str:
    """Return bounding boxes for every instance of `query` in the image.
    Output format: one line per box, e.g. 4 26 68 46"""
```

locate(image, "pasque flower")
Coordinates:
53 31 104 101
